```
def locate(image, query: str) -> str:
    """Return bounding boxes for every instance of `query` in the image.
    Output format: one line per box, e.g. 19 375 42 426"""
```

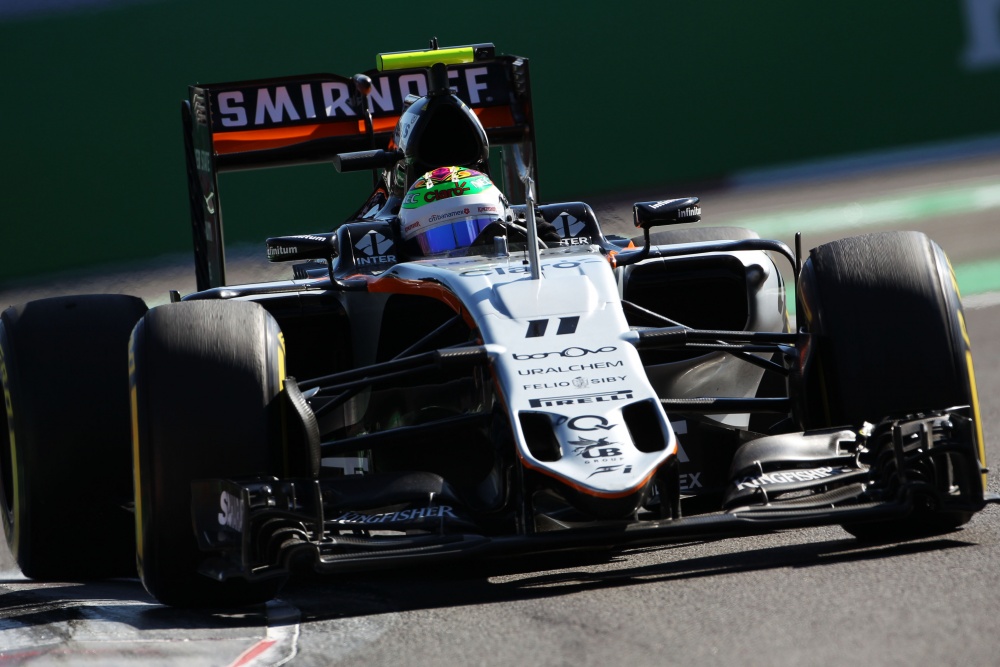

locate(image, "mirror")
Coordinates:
632 196 701 230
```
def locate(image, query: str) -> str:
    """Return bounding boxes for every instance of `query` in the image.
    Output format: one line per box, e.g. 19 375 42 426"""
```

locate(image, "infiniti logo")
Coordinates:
512 346 616 361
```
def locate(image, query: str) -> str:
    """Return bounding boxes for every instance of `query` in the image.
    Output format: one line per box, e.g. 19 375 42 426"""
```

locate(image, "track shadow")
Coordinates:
0 532 978 630
278 533 976 622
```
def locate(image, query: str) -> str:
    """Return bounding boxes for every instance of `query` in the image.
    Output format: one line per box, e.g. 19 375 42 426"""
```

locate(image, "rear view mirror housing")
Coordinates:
266 232 339 263
633 197 701 230
611 196 701 268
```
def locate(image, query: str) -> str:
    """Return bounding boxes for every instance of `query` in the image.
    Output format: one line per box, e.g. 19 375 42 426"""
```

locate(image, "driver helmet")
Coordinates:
399 166 509 256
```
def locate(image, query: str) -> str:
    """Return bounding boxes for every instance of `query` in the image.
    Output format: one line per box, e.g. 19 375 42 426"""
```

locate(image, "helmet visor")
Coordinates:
415 216 498 255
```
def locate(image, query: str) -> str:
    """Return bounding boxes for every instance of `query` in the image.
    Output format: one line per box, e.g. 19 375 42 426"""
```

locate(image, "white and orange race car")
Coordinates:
1 41 993 607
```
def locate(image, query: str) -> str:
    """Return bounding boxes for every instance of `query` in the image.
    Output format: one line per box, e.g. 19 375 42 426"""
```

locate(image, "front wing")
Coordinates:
191 411 997 584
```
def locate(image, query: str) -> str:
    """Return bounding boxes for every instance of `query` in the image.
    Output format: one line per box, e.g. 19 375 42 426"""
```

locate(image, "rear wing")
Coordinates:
182 52 537 290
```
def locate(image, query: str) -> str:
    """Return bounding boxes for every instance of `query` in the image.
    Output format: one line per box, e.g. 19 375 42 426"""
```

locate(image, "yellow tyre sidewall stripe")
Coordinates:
948 259 987 491
129 335 143 568
0 339 20 557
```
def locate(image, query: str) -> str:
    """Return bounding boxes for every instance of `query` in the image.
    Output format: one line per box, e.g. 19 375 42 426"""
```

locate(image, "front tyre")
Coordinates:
796 231 985 538
131 300 286 606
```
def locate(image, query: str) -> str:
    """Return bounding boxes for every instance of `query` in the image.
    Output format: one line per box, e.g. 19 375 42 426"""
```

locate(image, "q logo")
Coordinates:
556 415 616 431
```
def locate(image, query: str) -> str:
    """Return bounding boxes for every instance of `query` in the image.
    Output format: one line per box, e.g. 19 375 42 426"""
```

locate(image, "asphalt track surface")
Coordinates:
2 154 1000 666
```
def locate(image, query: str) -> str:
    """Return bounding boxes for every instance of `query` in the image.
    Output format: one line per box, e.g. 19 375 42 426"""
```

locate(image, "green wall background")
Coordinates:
2 1 999 282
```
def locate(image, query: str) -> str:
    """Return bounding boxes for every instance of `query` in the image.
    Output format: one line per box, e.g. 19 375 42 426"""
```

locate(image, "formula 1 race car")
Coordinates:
1 41 995 607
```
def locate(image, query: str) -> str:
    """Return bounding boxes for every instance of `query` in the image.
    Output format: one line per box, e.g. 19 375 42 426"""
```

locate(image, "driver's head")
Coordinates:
399 166 509 256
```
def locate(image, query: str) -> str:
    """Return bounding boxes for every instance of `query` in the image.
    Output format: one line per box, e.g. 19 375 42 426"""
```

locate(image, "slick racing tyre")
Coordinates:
796 231 985 539
131 300 286 607
0 294 148 580
630 226 759 246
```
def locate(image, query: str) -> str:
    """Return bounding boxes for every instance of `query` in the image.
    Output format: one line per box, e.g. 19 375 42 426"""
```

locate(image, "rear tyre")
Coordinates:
796 231 985 538
0 295 147 579
131 300 286 606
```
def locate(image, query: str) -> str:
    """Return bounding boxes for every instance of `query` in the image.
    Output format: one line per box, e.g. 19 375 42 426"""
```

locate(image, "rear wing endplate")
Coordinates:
182 54 536 290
